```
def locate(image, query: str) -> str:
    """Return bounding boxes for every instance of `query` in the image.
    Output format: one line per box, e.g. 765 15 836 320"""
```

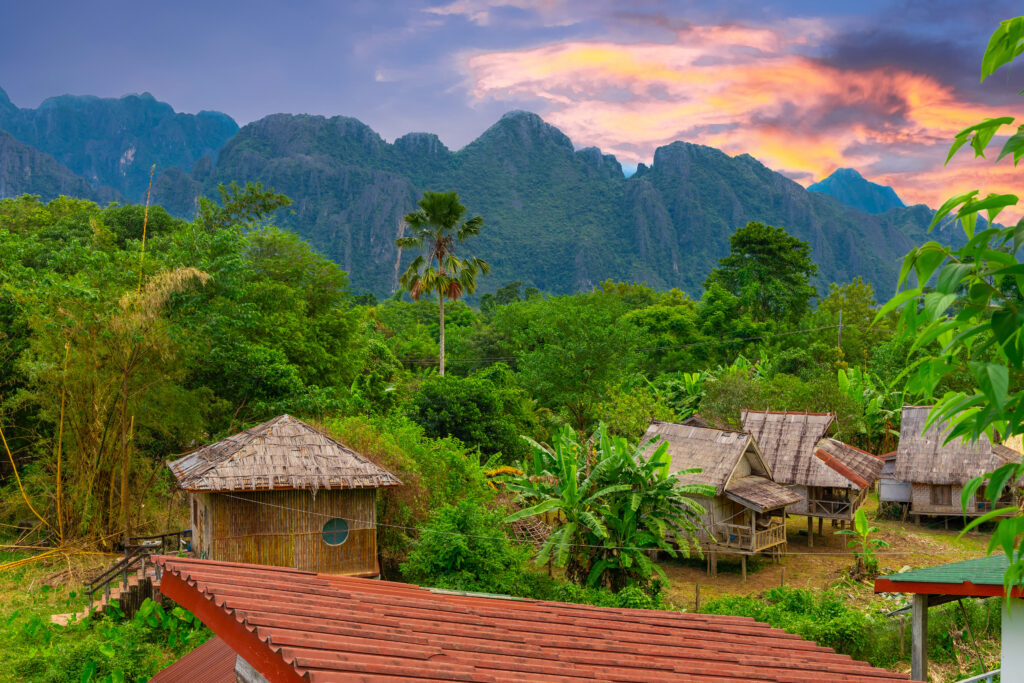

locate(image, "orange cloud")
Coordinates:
465 25 1023 217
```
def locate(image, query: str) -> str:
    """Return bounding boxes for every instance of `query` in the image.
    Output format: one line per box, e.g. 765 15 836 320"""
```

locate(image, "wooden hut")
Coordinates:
878 451 911 511
643 420 800 573
741 410 882 539
895 405 1020 520
168 414 401 576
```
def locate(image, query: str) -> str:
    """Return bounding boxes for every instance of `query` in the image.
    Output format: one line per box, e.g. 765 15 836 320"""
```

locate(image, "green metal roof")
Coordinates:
881 555 1009 586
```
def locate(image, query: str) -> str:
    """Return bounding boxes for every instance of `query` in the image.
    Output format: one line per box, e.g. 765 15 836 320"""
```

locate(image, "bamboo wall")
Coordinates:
911 483 965 515
190 489 379 575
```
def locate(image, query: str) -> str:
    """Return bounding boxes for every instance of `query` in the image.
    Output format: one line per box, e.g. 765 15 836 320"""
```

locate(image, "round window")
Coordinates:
322 518 350 546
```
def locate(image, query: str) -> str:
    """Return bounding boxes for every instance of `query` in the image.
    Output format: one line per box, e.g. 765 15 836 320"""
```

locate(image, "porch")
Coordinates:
711 520 787 554
805 485 868 521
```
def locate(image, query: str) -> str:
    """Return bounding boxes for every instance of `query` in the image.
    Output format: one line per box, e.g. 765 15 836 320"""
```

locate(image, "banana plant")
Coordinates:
836 508 890 578
506 424 713 590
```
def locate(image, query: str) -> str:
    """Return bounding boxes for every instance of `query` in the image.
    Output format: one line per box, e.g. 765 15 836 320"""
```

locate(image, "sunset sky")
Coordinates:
2 0 1022 209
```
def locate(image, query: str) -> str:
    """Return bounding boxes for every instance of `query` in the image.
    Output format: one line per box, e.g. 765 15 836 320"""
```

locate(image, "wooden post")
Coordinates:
807 516 813 547
695 584 701 612
899 615 905 656
818 517 823 535
780 566 785 588
911 593 928 681
710 551 717 578
741 555 747 583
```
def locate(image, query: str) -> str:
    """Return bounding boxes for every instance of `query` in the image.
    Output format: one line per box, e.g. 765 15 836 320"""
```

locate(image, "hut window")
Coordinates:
930 485 952 507
322 518 350 546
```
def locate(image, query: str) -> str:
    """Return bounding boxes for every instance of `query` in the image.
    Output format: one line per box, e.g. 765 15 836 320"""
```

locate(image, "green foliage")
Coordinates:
395 190 490 376
2 594 208 683
704 222 818 323
836 508 891 577
506 425 712 591
494 294 637 432
882 15 1024 592
704 588 876 663
400 499 530 592
409 371 536 461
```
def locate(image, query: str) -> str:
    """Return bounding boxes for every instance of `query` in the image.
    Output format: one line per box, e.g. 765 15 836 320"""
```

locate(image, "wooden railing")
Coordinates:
84 530 189 617
712 522 786 552
807 487 868 519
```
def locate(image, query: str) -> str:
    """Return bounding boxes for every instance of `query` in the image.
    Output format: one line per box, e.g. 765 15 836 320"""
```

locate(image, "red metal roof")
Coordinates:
155 556 907 682
150 635 236 683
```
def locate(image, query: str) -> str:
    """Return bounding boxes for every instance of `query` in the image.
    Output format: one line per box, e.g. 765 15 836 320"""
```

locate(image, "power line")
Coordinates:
217 492 984 558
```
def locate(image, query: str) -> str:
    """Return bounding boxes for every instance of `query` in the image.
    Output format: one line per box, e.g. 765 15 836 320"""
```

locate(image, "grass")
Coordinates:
657 494 1002 681
0 542 208 682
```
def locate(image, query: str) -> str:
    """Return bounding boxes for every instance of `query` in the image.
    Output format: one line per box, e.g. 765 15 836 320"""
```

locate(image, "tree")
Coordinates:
505 425 711 591
704 222 818 323
409 373 531 461
395 191 490 376
812 277 892 368
493 294 636 432
882 16 1024 592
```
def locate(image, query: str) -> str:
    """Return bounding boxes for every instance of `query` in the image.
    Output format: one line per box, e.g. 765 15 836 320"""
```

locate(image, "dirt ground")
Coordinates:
660 494 991 610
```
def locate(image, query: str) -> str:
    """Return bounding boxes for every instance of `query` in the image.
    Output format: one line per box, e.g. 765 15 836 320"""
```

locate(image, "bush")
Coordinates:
703 588 874 661
401 500 530 592
409 373 530 461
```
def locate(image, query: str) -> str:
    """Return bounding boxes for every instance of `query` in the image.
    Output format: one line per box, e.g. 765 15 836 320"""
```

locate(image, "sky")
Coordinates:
1 0 1022 209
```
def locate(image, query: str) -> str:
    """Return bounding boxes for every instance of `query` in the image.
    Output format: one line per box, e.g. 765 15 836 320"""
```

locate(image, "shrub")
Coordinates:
409 373 530 461
400 499 530 593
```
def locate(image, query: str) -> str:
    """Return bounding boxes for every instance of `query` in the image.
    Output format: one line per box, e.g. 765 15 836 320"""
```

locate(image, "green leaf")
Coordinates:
982 18 1024 81
969 362 1009 410
98 643 115 658
997 127 1024 165
913 243 948 285
875 288 922 322
986 463 1021 505
81 662 97 683
935 262 974 294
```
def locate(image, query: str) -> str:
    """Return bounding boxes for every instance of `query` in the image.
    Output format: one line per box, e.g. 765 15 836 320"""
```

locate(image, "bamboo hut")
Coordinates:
741 410 882 537
895 406 1020 520
168 414 401 576
643 421 800 573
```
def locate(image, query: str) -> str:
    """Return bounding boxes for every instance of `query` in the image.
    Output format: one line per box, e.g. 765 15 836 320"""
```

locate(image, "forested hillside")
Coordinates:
0 87 237 199
152 110 961 298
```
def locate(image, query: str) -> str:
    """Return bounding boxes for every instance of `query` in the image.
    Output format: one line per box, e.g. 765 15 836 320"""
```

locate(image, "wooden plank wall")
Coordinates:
205 489 378 575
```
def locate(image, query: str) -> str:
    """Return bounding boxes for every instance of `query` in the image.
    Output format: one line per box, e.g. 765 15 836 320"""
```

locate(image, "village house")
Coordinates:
167 414 401 576
741 410 883 544
151 555 909 682
643 420 800 577
894 406 1020 522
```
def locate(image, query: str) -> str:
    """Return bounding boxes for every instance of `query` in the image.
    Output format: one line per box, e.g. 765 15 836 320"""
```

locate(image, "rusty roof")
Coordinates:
150 636 236 683
155 556 907 682
167 414 401 492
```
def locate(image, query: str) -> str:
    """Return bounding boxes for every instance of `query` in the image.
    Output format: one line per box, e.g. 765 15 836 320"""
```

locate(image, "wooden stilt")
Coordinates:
741 555 747 583
695 584 701 612
807 516 813 547
818 517 823 535
911 593 928 681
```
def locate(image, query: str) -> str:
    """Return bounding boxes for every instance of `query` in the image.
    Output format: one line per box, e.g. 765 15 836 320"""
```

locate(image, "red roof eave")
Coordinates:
874 578 1024 598
159 569 306 683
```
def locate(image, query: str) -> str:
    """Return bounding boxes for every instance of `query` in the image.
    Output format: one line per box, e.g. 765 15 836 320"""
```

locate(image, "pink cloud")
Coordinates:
465 23 1023 215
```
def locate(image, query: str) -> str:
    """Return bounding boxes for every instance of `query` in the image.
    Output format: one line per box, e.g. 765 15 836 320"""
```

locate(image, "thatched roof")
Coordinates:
680 414 710 428
741 410 872 489
168 415 401 492
643 421 761 493
725 476 802 513
895 406 1021 485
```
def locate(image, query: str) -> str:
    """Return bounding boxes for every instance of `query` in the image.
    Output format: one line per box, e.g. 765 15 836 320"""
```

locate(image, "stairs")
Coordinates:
50 566 161 626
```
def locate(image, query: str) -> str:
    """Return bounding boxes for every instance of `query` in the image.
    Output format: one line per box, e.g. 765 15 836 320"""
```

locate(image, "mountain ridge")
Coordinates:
808 168 905 214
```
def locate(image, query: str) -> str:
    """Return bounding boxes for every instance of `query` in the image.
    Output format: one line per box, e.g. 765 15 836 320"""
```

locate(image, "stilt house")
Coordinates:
741 410 882 531
168 414 401 576
894 405 1020 519
643 420 800 559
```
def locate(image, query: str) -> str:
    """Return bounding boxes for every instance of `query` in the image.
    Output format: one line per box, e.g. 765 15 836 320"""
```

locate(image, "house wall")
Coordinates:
910 483 965 515
203 488 379 575
787 485 809 515
880 478 911 503
190 492 214 559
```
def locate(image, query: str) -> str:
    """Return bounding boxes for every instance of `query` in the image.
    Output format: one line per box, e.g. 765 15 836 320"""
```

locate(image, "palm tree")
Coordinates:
395 191 489 376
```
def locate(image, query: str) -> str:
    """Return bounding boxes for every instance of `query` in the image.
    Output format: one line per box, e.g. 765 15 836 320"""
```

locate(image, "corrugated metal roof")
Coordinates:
167 414 401 492
155 556 908 682
879 555 1009 587
150 636 235 683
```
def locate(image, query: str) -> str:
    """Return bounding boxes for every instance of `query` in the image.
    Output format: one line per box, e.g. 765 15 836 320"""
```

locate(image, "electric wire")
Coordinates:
217 492 986 558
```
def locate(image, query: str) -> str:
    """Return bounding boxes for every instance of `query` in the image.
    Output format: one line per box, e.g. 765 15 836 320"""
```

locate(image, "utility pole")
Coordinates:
838 309 843 351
